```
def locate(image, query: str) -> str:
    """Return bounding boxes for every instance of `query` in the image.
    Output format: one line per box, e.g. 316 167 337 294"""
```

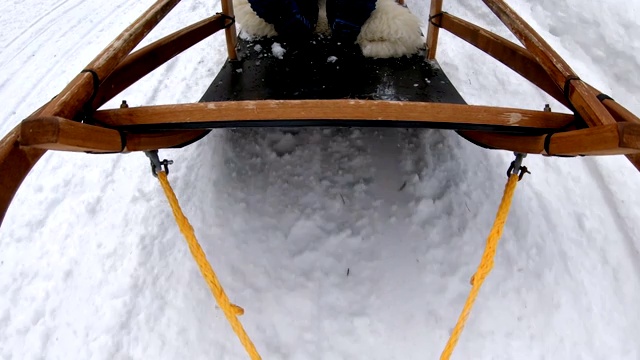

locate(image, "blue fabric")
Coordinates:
248 0 377 43
327 0 376 42
248 0 318 41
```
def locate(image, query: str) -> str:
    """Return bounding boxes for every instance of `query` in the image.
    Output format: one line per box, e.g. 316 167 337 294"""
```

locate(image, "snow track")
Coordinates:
1 1 639 359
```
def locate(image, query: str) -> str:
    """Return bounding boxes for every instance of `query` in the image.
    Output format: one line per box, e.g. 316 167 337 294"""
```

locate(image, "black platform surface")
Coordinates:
201 36 467 107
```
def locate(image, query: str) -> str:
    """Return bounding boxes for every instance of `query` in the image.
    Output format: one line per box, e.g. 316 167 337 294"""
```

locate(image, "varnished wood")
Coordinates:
221 0 238 60
0 0 182 226
569 81 618 127
426 0 443 59
439 13 569 108
125 130 209 151
585 85 640 171
2 0 640 232
482 0 616 128
601 97 640 125
0 127 47 223
550 123 640 155
94 14 226 109
460 131 544 154
603 98 640 170
461 123 640 156
626 154 640 172
93 100 576 130
20 117 124 152
42 0 181 120
20 115 209 152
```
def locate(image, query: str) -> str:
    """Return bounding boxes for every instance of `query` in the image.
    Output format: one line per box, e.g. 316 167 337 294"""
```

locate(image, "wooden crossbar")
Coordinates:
90 100 575 130
426 0 443 59
94 14 227 109
481 0 617 128
461 123 640 156
0 0 183 224
439 13 569 108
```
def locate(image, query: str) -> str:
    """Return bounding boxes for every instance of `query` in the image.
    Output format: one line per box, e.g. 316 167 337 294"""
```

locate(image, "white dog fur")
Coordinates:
233 0 423 58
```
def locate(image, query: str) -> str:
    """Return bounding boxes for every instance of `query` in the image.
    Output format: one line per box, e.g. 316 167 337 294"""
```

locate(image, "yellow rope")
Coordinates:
440 174 520 360
157 171 262 360
155 162 519 360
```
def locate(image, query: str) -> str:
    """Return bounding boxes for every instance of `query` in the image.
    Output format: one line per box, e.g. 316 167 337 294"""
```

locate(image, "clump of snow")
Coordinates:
327 56 338 63
253 44 262 52
271 42 286 59
268 132 298 156
426 58 441 70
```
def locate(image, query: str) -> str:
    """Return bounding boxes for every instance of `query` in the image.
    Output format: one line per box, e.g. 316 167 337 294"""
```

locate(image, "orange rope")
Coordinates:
440 174 520 360
157 171 261 360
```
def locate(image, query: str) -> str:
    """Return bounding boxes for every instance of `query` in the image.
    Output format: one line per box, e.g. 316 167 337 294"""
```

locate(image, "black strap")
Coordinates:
429 12 445 28
563 75 580 112
596 93 614 102
81 69 100 104
78 69 128 153
80 69 100 123
544 133 553 155
216 12 235 29
119 132 127 152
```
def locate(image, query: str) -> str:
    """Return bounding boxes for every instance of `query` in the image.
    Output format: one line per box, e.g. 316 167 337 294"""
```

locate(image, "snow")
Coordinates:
327 56 338 63
1 0 640 359
271 42 286 59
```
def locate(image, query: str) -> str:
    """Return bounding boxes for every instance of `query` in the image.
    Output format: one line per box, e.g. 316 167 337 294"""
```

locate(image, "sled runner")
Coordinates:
1 0 640 224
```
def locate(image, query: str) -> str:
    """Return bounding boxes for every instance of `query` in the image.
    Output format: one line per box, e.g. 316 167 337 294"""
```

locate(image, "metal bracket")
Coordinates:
144 150 173 177
507 152 530 180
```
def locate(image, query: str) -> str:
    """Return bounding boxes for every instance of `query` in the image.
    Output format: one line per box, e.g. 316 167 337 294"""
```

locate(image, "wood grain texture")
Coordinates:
42 0 181 120
601 97 640 125
482 0 616 128
426 0 443 59
94 14 226 109
586 84 640 171
461 123 640 156
550 123 639 155
20 117 124 152
0 127 46 224
20 116 209 153
440 13 569 108
92 100 576 130
460 131 545 154
0 0 182 226
221 0 238 60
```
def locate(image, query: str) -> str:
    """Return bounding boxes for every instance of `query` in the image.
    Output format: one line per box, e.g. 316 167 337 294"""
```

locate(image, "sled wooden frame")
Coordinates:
1 0 640 224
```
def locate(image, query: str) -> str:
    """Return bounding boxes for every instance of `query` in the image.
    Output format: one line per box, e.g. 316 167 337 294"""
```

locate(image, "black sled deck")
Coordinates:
200 36 471 130
203 36 466 113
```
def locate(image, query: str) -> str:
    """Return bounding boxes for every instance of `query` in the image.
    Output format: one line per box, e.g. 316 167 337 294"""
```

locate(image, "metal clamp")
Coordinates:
145 150 173 177
506 152 531 180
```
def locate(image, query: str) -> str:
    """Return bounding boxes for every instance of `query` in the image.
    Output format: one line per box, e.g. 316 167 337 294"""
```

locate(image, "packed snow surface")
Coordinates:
1 0 640 359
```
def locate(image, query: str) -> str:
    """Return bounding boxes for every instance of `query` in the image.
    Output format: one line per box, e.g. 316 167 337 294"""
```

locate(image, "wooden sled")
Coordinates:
1 0 640 225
